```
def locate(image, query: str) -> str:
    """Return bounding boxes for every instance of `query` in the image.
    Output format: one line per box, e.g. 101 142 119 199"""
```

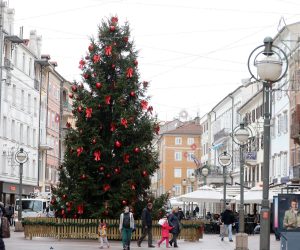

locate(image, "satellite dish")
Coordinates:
179 110 188 120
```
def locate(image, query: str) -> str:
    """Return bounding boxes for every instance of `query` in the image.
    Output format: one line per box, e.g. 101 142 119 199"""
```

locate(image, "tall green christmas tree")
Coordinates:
51 16 160 219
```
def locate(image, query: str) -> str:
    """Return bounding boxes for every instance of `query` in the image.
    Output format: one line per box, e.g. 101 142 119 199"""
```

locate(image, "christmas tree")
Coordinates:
51 17 160 219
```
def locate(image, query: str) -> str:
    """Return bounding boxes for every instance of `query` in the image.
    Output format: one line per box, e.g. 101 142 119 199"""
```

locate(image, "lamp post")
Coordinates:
189 173 196 192
248 37 288 250
201 166 209 185
232 123 251 250
218 151 232 211
15 148 28 222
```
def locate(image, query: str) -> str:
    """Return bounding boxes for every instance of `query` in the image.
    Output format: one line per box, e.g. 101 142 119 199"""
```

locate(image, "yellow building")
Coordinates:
152 120 201 197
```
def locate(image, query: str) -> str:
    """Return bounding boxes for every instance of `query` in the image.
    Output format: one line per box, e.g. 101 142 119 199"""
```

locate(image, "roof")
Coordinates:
163 121 202 135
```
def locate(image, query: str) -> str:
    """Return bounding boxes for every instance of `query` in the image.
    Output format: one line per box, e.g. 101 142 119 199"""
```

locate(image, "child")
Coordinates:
158 216 173 248
98 219 110 249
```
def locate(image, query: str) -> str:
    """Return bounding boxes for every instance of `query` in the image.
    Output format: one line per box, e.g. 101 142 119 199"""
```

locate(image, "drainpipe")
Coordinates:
228 94 234 175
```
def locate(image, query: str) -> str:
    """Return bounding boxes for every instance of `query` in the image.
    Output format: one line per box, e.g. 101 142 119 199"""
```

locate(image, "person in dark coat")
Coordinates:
0 202 6 250
220 205 235 242
168 207 181 248
137 202 155 248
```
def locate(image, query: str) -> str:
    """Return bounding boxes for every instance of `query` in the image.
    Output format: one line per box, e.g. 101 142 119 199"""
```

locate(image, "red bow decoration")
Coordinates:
140 100 148 110
94 150 101 161
77 204 84 215
126 67 134 78
105 45 112 56
79 59 85 69
105 95 111 105
147 106 153 114
123 154 130 163
121 118 128 128
85 107 92 118
93 54 101 63
110 123 116 132
77 146 83 157
111 16 118 23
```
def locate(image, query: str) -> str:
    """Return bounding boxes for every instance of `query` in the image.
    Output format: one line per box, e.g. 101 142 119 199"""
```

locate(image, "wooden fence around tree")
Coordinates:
23 218 204 241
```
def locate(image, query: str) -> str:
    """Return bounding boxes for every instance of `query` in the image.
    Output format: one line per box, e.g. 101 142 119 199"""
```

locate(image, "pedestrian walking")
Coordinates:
220 205 235 242
98 219 110 249
168 208 180 248
137 202 155 248
157 216 173 248
0 202 6 250
119 206 135 250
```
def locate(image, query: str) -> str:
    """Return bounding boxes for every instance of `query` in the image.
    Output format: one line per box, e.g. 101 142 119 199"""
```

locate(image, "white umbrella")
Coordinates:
168 197 184 207
178 185 226 203
235 186 276 204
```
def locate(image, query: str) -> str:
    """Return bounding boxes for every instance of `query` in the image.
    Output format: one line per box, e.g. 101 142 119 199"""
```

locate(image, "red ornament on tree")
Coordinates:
123 37 128 43
66 122 71 128
134 147 140 153
103 184 111 192
109 26 116 32
126 67 134 78
147 106 153 114
110 123 116 132
62 194 67 200
79 59 86 69
105 46 112 56
122 200 127 206
130 91 135 97
93 54 101 63
67 207 71 213
96 82 102 89
131 184 136 190
73 214 78 219
115 141 122 148
134 59 138 66
140 100 148 110
111 64 116 69
80 174 87 180
106 173 111 179
61 209 65 215
92 138 97 144
71 85 78 92
77 204 84 215
85 107 92 118
111 16 118 23
88 44 94 51
121 118 128 128
94 150 101 161
83 73 89 79
98 166 105 172
105 96 111 105
143 81 149 88
98 104 102 109
114 167 121 174
69 93 74 99
77 106 83 113
77 146 83 157
123 154 130 164
154 124 160 135
142 170 148 177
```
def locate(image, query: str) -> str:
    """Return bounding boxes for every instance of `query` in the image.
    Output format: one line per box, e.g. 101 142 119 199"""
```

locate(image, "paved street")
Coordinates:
4 231 281 250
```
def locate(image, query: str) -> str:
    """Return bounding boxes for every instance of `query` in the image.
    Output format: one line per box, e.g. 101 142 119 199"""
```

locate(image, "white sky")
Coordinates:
8 0 300 120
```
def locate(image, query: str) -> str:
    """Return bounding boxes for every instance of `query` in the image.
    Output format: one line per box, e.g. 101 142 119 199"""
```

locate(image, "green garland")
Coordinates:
22 219 203 229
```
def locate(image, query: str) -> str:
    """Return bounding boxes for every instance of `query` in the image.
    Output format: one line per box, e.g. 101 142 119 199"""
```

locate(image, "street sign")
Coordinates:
15 149 28 164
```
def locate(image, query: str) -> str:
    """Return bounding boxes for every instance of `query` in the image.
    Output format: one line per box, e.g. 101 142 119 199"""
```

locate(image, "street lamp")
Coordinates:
189 173 196 191
15 148 28 223
201 166 209 185
218 151 232 211
248 37 288 250
232 123 251 250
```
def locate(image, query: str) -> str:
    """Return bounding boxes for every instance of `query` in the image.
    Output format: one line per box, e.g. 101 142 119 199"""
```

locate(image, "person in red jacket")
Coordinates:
158 217 173 248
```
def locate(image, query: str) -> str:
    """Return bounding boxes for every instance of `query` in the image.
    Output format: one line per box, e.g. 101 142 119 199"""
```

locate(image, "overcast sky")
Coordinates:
8 0 300 121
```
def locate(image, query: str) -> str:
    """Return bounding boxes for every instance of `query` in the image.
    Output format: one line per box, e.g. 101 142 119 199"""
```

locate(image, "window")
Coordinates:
1 153 6 174
32 160 36 179
187 152 194 161
22 52 26 71
283 111 288 133
187 186 193 193
187 169 194 177
29 58 32 76
3 82 7 101
174 151 182 161
34 97 37 117
12 85 16 106
174 168 182 178
11 120 15 140
2 116 7 137
33 129 36 147
27 126 30 146
187 137 194 145
14 47 18 65
28 94 31 113
20 123 24 144
21 90 25 109
174 185 181 196
175 137 182 145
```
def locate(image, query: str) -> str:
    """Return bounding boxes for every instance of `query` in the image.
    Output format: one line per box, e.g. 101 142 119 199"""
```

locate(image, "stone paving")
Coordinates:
4 231 281 250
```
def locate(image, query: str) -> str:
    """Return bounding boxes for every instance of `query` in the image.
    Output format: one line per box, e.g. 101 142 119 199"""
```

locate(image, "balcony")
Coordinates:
213 128 229 143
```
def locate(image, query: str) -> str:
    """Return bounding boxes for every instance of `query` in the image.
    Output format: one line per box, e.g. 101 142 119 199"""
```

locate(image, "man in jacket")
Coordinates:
168 208 180 248
137 202 155 248
220 205 235 242
119 206 135 250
